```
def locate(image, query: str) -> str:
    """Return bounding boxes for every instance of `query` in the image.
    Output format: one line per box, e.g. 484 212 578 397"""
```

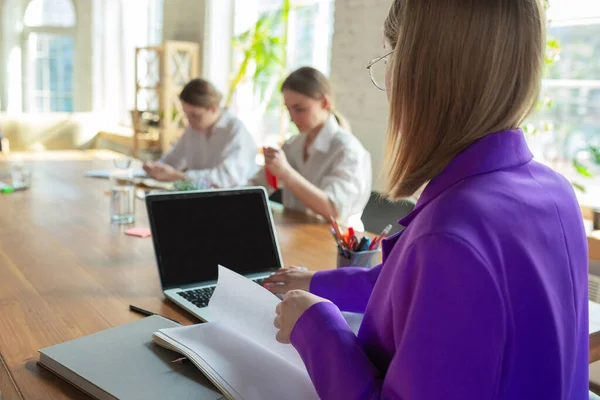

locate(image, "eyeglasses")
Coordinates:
366 51 393 91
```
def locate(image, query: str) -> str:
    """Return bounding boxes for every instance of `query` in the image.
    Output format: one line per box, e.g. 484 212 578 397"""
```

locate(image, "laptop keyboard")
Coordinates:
177 277 267 309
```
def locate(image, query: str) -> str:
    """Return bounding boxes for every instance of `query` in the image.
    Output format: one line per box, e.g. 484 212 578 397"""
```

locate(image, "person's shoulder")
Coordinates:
177 126 194 141
220 109 249 135
411 160 577 237
526 158 575 194
329 127 369 158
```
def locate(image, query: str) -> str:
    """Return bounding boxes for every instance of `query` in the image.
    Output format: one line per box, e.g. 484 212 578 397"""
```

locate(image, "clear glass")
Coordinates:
110 158 135 224
11 164 32 188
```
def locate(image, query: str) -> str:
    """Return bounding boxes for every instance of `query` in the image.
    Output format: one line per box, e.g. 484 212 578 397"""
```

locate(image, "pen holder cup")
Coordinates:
336 246 381 269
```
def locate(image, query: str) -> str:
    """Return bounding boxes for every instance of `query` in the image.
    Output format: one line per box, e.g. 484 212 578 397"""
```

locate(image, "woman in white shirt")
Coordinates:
254 67 372 228
143 79 258 187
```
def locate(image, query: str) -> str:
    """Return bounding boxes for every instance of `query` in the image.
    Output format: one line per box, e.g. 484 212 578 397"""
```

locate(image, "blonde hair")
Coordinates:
179 78 223 109
281 67 350 131
383 0 545 199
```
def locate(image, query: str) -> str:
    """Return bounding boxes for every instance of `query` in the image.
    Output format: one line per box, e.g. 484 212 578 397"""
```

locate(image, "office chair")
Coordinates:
269 189 283 204
361 191 415 235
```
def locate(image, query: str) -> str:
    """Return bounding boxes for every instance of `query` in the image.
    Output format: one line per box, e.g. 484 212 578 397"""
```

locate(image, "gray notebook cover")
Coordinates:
38 315 223 400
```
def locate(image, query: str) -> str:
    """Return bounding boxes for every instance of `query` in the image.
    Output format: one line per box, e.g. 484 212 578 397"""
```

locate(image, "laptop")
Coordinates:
145 187 284 322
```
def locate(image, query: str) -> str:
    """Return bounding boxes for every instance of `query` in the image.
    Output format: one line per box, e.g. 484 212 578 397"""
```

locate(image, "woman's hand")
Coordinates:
262 267 315 294
143 162 184 181
263 146 292 180
274 290 330 344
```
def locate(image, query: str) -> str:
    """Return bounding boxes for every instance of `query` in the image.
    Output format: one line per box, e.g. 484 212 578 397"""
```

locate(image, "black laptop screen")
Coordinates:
146 189 282 289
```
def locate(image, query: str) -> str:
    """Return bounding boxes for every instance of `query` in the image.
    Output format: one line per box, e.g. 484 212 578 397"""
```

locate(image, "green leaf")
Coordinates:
588 146 600 166
571 182 586 193
543 122 551 132
573 159 594 178
547 39 560 49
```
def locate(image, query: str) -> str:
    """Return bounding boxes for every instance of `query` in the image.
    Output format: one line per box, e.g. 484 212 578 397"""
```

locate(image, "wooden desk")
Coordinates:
1 151 597 398
0 151 341 399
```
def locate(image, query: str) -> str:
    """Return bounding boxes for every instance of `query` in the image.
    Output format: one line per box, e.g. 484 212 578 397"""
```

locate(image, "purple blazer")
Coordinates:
291 129 588 399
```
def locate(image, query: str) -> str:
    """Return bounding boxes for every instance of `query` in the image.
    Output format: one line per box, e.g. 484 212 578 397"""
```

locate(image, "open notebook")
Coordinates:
152 266 363 400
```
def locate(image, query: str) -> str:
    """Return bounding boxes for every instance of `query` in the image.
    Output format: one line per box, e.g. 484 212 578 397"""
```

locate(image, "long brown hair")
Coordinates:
179 78 223 109
281 67 350 131
383 0 545 199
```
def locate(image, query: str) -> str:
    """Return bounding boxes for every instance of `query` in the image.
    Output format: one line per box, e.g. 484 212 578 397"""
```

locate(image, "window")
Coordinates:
28 33 74 112
24 0 76 27
232 0 335 144
286 0 334 74
527 1 600 202
23 0 76 112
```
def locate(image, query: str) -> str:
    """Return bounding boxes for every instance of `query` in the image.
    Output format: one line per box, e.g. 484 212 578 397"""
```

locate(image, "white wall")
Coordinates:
330 0 392 191
203 0 234 96
73 0 93 112
162 0 233 96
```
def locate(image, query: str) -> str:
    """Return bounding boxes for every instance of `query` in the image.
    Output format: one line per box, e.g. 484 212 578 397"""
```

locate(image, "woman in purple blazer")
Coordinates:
263 0 589 399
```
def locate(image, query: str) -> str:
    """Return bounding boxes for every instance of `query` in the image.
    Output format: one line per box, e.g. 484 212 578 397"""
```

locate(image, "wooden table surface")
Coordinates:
0 150 346 400
1 150 598 399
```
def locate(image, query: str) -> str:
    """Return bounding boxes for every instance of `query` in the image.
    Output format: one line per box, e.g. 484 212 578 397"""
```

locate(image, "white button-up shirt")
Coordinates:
254 114 372 229
160 109 258 187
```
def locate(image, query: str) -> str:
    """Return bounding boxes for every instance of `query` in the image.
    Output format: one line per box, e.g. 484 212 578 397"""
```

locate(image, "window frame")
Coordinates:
21 0 77 113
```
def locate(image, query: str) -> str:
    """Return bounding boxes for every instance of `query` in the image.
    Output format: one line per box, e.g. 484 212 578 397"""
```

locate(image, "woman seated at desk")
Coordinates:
251 67 372 228
264 1 588 399
143 78 258 187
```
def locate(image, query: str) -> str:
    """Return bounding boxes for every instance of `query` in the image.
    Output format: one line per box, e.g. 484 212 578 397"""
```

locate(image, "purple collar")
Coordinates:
398 129 533 227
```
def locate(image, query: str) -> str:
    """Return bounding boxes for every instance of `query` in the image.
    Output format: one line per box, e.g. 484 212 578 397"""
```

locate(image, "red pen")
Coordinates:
348 227 356 238
368 236 378 250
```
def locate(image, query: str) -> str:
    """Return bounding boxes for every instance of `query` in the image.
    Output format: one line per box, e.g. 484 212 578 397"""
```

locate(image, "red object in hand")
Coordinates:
265 168 278 190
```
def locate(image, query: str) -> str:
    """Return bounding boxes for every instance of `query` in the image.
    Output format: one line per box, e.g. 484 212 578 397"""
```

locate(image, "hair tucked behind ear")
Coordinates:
382 0 545 200
281 67 351 131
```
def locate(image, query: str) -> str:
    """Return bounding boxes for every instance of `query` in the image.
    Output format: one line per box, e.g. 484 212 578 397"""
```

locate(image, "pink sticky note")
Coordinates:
124 227 151 238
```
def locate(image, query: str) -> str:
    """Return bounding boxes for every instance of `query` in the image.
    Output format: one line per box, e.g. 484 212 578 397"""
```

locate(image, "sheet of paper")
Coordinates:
84 169 146 179
207 266 305 370
341 311 363 335
135 178 174 190
160 322 318 400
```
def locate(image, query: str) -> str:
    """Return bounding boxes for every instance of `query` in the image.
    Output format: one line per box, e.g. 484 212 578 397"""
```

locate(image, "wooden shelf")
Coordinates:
132 41 200 157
